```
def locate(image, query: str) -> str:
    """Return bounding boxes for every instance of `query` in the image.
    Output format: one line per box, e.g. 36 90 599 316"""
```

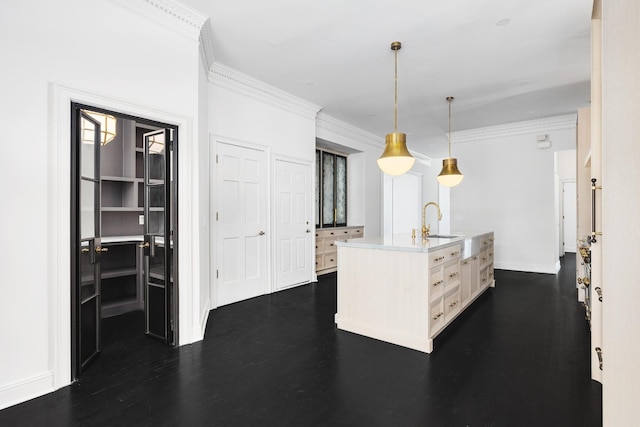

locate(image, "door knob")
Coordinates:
81 248 90 253
139 242 150 248
258 231 265 236
306 229 311 233
95 246 109 253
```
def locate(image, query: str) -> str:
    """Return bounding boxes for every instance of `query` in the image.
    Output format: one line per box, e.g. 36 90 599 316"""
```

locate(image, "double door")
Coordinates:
72 106 176 377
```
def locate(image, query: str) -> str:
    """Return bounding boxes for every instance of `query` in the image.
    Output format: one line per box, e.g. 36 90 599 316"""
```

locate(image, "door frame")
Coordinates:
209 135 271 309
272 154 314 292
51 84 198 390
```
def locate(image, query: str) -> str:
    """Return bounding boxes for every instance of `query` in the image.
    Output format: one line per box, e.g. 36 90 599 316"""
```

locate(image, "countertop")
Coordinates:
335 231 493 257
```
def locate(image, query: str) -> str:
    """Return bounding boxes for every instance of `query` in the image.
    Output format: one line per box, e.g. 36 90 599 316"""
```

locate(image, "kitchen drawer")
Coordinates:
429 266 445 301
444 287 462 320
323 254 338 269
488 246 494 264
445 244 462 261
429 247 449 267
315 255 324 270
479 249 489 268
429 297 445 337
347 227 364 238
480 266 490 289
444 259 460 288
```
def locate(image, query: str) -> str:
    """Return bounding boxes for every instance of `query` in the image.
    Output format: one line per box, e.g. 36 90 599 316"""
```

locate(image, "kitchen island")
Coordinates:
335 232 494 353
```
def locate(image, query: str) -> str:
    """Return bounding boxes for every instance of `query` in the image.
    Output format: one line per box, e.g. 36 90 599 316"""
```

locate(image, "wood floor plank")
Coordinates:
0 254 602 426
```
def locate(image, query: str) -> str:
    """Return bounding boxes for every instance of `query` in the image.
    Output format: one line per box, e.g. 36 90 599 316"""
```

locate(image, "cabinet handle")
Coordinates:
329 258 334 262
449 300 459 307
451 251 459 256
595 347 603 370
482 257 487 261
472 256 478 260
449 272 458 278
432 312 443 320
95 246 109 253
462 260 468 265
139 242 150 248
482 277 487 282
595 287 603 302
432 280 443 287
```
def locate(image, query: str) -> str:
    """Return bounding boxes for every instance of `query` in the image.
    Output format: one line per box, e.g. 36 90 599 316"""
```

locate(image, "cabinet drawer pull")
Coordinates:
432 280 443 287
450 251 459 256
449 300 459 307
595 347 603 370
432 312 443 320
482 257 487 261
448 272 458 278
595 287 603 302
472 256 478 260
482 277 487 282
462 260 468 265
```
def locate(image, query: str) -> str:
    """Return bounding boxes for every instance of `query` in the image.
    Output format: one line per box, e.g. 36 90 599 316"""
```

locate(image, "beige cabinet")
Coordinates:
315 226 364 275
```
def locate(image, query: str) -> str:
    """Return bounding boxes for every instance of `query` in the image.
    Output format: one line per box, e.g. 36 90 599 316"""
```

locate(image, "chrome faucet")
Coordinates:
422 202 442 237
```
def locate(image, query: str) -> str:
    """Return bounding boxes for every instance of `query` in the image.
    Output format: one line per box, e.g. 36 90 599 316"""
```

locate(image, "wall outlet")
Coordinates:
139 215 144 225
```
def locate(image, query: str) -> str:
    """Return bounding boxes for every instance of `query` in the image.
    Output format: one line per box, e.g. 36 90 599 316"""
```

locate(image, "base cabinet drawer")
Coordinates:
316 226 364 275
430 298 445 336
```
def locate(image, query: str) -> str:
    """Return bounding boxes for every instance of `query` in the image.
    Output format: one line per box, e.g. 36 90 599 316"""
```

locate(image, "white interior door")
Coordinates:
383 172 422 236
214 142 268 306
275 159 312 290
563 181 577 253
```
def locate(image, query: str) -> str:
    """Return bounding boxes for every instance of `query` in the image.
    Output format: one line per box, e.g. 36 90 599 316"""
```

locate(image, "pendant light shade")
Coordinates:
378 41 415 176
437 96 464 187
82 111 117 146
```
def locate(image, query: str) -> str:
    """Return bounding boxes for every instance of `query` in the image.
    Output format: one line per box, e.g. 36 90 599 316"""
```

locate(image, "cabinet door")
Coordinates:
460 258 471 305
75 111 102 375
142 129 174 343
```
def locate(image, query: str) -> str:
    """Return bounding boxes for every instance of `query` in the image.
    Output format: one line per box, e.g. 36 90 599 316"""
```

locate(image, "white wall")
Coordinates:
602 0 640 423
0 0 206 410
316 114 385 237
449 117 576 273
207 65 320 304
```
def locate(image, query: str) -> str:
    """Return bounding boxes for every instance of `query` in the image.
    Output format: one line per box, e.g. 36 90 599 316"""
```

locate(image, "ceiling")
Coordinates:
183 0 592 158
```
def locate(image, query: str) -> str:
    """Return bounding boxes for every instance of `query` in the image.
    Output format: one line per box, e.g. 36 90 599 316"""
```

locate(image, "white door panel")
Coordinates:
214 142 268 306
563 181 577 253
275 159 312 289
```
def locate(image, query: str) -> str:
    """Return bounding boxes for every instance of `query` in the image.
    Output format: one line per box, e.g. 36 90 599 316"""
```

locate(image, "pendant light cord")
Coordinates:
447 97 453 158
394 48 398 132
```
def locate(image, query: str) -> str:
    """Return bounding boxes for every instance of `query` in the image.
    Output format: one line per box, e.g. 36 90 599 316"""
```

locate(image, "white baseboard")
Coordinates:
0 371 55 411
494 262 560 274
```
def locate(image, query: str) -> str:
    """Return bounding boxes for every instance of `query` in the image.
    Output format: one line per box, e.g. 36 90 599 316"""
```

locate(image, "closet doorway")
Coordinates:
70 103 178 379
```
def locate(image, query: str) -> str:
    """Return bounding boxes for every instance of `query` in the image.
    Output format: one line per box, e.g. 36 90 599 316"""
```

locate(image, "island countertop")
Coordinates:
335 231 494 258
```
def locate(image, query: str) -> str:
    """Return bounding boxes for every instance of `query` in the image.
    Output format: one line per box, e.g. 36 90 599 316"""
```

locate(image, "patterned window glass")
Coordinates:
322 152 334 226
316 149 348 228
335 155 347 225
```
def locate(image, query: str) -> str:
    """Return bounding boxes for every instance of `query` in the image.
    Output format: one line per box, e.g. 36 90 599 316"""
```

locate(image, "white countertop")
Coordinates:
335 231 493 255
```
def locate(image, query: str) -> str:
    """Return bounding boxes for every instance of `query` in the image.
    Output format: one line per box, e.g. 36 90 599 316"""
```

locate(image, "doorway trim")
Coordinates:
50 83 199 390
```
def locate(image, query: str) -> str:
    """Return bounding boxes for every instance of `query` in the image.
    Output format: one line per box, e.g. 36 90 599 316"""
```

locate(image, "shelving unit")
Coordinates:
98 118 160 318
101 240 143 318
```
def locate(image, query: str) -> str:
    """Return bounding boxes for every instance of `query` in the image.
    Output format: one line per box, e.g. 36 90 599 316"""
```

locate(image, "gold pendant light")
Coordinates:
377 41 415 176
437 96 464 187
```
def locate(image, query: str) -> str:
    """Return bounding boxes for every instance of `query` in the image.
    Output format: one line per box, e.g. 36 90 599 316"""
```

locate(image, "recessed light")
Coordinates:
496 17 511 27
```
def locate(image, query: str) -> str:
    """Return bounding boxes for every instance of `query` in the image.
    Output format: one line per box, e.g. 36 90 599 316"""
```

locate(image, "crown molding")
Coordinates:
410 150 432 167
316 112 383 149
111 0 208 40
209 63 321 119
450 113 578 144
199 18 215 71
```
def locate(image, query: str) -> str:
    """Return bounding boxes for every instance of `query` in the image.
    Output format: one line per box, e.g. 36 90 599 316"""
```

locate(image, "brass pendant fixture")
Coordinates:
437 96 464 187
377 41 415 176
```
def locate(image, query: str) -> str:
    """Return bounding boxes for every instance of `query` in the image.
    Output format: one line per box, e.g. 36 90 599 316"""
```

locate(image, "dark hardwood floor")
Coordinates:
1 254 602 426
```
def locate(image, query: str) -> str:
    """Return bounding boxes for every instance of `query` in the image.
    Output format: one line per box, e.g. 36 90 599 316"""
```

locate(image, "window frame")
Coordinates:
316 148 348 228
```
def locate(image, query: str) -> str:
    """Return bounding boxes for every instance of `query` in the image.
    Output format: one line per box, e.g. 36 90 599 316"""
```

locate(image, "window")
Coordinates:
316 149 347 228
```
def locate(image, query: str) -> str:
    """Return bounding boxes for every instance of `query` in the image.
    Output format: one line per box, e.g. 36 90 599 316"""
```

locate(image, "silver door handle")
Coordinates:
258 231 265 236
306 229 311 233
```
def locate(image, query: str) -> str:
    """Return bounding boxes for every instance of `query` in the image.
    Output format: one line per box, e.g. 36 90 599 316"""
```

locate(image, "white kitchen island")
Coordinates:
335 232 494 353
